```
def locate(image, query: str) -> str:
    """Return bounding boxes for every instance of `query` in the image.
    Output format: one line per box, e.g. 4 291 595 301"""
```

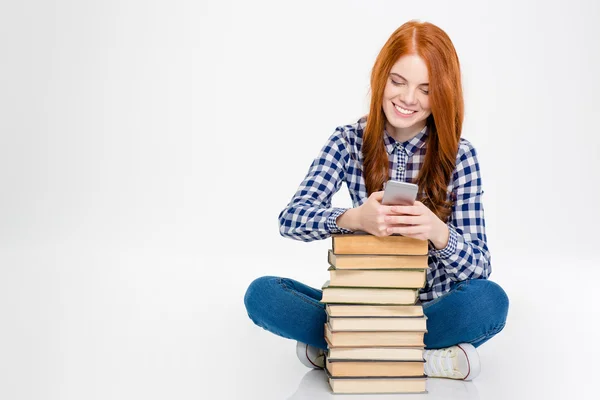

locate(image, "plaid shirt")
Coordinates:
278 116 491 302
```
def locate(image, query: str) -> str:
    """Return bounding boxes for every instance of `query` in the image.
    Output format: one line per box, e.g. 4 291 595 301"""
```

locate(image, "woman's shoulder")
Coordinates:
456 137 479 163
334 116 367 139
327 116 367 151
451 137 483 186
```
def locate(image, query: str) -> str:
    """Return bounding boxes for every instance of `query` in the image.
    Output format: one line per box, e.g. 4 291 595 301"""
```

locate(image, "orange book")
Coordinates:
331 233 428 255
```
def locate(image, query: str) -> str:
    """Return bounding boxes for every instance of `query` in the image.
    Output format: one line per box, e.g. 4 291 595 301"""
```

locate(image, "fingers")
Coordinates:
384 215 421 225
389 205 421 215
387 225 425 235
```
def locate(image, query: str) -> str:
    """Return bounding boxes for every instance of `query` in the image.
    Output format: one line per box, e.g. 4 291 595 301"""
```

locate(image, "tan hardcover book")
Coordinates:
326 302 424 317
326 370 427 394
325 322 425 347
326 344 424 361
328 249 429 270
328 315 428 332
328 266 427 289
331 233 428 255
326 359 425 377
321 281 418 305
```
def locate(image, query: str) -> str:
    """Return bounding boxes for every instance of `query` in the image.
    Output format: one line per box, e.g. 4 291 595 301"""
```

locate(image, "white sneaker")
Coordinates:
296 342 324 369
423 343 481 380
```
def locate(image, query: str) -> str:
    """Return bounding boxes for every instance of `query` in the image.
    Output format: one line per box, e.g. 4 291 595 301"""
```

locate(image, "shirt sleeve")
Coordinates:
428 142 492 281
278 128 354 242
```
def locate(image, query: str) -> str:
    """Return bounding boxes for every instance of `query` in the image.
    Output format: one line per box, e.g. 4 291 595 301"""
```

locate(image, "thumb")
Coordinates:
371 190 385 200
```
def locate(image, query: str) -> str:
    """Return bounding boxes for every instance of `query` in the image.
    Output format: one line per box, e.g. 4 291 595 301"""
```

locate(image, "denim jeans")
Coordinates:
244 276 509 350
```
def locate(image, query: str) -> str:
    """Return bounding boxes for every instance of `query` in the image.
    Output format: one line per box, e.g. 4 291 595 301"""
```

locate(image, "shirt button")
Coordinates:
398 166 404 171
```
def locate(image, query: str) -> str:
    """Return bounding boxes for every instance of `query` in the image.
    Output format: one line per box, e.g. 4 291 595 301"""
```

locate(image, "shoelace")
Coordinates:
424 348 456 378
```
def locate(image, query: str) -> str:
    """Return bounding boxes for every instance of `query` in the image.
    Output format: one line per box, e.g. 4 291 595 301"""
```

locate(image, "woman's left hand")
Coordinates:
384 201 450 250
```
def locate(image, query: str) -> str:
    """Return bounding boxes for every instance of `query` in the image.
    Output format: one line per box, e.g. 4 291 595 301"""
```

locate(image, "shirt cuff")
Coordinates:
327 208 354 234
429 224 458 259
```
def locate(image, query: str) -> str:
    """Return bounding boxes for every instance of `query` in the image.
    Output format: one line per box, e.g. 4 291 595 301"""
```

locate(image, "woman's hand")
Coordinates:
354 193 449 249
356 191 393 237
384 201 450 249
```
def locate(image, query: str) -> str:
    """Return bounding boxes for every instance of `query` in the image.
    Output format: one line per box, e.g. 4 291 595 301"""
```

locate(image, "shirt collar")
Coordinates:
384 125 429 156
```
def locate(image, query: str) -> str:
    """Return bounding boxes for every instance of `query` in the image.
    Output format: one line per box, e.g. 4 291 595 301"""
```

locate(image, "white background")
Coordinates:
1 1 599 399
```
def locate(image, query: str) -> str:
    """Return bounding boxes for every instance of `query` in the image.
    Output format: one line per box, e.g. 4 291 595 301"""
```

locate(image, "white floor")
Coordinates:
0 246 598 400
233 256 598 400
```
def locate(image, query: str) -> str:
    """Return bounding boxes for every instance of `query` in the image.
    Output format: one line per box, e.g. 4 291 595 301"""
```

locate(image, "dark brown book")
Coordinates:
331 233 428 255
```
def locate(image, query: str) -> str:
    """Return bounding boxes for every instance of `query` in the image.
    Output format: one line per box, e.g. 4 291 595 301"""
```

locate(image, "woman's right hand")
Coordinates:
357 190 393 237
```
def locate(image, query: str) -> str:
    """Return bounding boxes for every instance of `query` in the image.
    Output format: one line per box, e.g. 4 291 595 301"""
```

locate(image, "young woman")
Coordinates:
244 20 509 381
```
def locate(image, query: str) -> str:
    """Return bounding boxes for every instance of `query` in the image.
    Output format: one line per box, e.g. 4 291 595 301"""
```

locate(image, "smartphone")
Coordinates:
381 180 418 206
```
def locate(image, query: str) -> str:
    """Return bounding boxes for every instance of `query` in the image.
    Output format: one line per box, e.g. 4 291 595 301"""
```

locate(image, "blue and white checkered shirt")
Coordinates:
278 116 491 302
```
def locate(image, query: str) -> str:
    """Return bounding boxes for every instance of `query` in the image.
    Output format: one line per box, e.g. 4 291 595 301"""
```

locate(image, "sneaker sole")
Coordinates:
457 343 481 381
295 342 323 369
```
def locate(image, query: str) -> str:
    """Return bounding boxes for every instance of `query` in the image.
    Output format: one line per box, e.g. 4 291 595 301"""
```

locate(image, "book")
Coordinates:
321 281 419 305
325 322 425 347
326 344 424 361
328 249 429 270
325 370 427 394
328 266 427 288
326 359 425 377
328 315 428 332
326 302 424 318
331 233 428 255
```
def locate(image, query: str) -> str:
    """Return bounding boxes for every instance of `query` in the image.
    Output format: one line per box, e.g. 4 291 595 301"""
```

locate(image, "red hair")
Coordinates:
363 21 463 222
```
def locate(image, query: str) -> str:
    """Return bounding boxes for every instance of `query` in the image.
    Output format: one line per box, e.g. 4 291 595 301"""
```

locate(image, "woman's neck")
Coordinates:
385 121 427 143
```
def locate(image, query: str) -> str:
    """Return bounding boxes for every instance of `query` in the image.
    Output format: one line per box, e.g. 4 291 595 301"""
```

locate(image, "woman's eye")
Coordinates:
391 80 405 86
421 89 429 95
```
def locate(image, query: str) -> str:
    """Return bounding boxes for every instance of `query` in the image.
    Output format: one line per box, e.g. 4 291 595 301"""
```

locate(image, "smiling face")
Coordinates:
382 54 432 142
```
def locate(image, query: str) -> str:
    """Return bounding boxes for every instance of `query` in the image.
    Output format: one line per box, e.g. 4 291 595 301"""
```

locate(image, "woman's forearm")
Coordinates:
335 207 361 232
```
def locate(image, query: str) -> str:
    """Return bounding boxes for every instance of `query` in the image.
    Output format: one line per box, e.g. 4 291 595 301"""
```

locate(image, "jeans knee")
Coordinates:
489 280 509 320
470 279 509 326
244 276 278 318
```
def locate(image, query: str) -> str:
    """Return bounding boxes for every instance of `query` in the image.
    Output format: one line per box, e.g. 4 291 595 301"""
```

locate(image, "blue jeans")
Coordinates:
244 276 509 350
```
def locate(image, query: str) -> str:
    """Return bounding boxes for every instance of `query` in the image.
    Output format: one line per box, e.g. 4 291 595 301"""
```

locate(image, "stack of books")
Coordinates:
321 233 430 394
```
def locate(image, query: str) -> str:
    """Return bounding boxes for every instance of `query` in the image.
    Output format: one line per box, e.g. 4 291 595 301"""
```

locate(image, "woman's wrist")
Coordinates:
431 220 450 250
336 207 361 232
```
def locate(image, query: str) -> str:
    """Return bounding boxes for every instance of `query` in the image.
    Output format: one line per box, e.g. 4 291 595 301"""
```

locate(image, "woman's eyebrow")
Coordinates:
390 72 429 86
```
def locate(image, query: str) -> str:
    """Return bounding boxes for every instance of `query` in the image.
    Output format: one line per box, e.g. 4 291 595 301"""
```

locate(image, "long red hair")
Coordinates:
363 21 463 222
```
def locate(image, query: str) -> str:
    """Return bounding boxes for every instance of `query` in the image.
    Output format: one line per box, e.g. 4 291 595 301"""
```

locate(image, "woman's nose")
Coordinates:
402 89 417 105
